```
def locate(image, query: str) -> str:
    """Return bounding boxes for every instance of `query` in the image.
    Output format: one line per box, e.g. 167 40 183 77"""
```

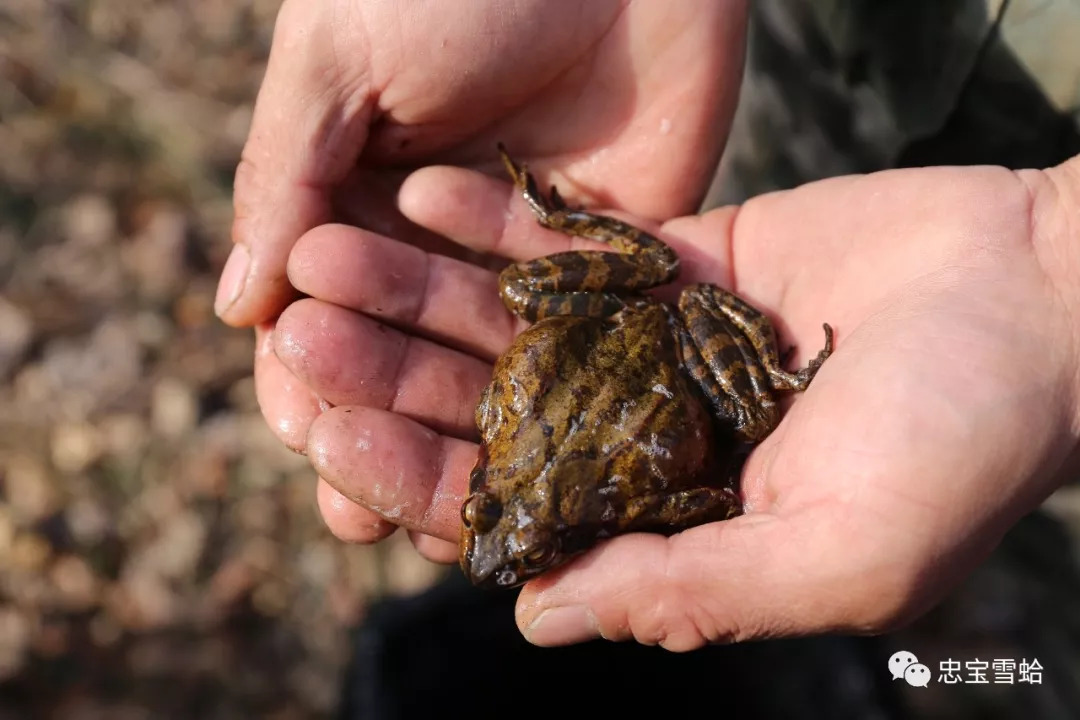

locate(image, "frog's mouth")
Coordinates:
469 562 543 590
461 537 531 590
462 528 565 590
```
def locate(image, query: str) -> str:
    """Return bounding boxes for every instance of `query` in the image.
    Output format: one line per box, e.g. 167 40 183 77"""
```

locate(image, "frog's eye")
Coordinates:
461 492 502 533
521 541 558 568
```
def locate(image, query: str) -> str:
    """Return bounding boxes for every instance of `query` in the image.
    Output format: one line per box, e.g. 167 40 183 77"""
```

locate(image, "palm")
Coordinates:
235 0 746 284
280 159 1077 649
226 0 1080 650
509 163 1077 648
730 163 1065 529
227 0 749 546
227 0 747 456
331 0 747 220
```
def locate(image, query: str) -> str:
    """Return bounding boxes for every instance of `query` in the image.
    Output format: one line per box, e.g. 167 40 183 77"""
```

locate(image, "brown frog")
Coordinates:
459 145 833 589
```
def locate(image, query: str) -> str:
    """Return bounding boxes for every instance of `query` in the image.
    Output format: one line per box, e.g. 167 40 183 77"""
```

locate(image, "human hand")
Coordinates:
284 151 1080 649
216 0 749 546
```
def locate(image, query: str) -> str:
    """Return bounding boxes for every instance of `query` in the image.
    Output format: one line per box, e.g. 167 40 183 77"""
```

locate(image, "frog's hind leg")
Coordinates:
496 144 679 322
673 305 782 444
499 253 663 322
498 143 677 259
675 285 831 443
682 284 832 393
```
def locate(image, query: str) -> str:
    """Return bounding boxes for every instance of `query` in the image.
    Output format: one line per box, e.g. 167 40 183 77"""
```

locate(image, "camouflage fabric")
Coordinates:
706 0 1080 208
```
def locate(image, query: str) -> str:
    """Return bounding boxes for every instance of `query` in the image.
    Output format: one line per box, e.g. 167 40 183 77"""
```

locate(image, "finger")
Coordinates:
408 530 460 565
331 166 481 264
398 165 665 262
306 406 476 542
316 478 397 544
217 1 374 326
510 374 877 651
513 309 1051 653
513 511 897 652
287 224 519 361
253 323 325 453
274 298 490 440
398 164 739 301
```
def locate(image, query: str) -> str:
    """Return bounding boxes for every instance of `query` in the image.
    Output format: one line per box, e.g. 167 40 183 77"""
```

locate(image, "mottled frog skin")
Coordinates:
459 145 833 589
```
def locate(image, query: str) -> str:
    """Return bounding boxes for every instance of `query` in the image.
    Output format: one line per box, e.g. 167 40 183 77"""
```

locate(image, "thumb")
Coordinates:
216 1 373 326
513 510 914 652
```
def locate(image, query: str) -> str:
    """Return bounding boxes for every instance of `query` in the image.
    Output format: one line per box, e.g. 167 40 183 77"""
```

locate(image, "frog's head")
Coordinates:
459 489 567 590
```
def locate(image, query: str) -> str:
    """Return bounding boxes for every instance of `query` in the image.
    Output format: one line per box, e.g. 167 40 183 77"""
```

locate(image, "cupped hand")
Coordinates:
217 0 749 544
283 151 1080 649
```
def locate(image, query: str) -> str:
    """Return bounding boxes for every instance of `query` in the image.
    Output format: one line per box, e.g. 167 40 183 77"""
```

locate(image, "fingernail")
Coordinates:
524 606 599 646
215 244 250 317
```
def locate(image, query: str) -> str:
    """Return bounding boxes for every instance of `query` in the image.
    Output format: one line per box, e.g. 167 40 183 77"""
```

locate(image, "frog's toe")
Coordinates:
796 323 834 386
497 143 527 183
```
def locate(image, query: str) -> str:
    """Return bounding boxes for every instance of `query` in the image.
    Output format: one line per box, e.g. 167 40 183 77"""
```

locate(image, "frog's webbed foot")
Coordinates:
498 142 554 221
496 144 679 256
792 324 833 390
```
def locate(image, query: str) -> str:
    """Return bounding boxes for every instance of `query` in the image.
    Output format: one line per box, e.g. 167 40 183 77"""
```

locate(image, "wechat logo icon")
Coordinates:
889 650 931 688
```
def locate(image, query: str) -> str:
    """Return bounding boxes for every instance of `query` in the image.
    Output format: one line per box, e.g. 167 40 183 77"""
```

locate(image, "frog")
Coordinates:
459 144 833 590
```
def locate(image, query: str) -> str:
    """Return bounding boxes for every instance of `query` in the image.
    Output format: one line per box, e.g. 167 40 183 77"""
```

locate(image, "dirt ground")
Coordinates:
0 3 445 717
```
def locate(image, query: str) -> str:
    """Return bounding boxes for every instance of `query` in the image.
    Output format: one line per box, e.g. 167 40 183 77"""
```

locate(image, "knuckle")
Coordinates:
627 588 708 651
325 515 395 545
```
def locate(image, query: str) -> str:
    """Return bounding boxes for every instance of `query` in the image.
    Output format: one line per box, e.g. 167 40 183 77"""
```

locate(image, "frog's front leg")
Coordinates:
676 284 833 443
496 144 680 322
622 486 743 535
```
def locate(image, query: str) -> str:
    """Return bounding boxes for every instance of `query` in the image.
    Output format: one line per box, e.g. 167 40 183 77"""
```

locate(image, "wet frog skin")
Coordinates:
460 146 833 590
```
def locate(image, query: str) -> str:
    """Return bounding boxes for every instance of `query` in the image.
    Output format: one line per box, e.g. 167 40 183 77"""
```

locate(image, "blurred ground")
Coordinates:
0 3 445 717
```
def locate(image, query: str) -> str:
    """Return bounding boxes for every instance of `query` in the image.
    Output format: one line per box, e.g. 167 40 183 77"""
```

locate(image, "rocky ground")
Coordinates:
0 3 444 717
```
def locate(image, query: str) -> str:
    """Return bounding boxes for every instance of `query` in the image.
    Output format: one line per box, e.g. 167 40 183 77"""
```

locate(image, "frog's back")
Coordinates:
477 303 725 539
